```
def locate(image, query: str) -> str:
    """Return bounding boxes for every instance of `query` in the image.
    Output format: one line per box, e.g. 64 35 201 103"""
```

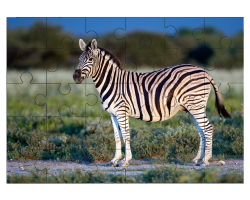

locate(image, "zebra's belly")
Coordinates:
129 103 182 122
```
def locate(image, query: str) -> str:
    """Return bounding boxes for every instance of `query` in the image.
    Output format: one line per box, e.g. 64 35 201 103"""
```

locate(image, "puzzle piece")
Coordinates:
207 36 243 70
111 18 169 72
35 81 98 117
191 19 243 78
45 39 88 94
7 17 47 49
164 18 206 66
7 18 48 83
46 17 98 49
7 72 47 119
209 69 243 96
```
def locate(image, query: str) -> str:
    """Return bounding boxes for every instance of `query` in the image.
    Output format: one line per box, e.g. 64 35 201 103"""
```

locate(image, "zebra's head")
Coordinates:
73 39 99 84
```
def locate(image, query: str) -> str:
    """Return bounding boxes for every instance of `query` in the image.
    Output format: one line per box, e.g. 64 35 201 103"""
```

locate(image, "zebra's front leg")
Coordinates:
120 138 132 167
110 115 122 166
116 106 132 167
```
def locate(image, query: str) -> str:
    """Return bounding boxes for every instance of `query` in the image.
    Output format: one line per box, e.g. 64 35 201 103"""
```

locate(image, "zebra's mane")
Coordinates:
86 42 122 68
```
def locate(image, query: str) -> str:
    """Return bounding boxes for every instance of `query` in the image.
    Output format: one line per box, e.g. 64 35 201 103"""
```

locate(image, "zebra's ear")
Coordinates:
91 39 98 50
79 39 86 51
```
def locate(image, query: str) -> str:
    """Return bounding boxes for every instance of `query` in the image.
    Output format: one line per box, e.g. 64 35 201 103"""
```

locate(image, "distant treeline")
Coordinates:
7 22 243 70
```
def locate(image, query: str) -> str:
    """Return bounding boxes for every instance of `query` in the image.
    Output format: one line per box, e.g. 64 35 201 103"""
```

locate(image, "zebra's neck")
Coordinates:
91 54 125 96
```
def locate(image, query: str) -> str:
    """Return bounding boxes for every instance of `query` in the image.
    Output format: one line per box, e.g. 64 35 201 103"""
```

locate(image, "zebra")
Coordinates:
73 39 231 167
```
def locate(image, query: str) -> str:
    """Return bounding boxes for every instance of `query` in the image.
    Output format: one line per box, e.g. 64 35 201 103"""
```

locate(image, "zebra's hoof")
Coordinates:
191 161 198 166
119 160 129 167
109 162 119 167
109 158 120 167
200 161 209 167
109 162 115 167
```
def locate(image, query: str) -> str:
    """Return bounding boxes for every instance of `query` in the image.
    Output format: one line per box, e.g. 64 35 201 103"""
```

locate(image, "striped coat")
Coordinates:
73 39 230 167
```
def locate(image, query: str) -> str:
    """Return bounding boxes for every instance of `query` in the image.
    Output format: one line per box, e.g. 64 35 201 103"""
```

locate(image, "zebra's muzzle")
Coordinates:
73 69 83 84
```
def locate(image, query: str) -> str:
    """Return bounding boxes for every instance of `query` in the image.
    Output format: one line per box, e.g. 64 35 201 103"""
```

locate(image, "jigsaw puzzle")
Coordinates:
7 17 243 183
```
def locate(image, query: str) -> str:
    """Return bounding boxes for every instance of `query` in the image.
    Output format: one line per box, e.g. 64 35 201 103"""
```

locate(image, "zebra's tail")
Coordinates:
206 73 231 118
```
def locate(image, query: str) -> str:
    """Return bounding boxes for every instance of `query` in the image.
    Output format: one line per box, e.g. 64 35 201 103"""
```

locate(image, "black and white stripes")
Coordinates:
73 39 231 167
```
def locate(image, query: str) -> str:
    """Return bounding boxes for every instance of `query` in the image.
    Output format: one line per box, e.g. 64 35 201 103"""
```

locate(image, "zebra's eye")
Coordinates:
89 58 93 61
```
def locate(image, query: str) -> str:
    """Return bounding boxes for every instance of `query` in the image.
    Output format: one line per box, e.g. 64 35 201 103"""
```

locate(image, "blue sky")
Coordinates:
7 17 243 38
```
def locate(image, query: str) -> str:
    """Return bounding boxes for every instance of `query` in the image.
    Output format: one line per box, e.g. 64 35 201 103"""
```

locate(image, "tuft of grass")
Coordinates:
7 166 243 183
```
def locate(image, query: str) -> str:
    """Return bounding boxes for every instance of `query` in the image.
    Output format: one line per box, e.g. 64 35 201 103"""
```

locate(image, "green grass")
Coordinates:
7 166 243 183
7 69 243 163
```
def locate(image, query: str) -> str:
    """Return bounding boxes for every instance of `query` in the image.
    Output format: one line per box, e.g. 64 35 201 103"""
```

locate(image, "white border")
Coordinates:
1 0 249 200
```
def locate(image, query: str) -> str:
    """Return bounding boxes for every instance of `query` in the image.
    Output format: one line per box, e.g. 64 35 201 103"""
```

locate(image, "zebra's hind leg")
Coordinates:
191 135 203 166
110 115 123 167
188 111 213 166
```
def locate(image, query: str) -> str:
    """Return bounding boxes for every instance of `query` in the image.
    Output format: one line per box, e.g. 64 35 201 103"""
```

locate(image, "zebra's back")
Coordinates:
125 64 212 122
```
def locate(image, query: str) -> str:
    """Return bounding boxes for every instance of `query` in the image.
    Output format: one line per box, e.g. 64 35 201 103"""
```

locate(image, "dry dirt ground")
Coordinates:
7 158 243 177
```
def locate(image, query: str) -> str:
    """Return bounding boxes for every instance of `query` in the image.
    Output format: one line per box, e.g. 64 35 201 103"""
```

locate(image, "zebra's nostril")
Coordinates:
73 69 81 80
